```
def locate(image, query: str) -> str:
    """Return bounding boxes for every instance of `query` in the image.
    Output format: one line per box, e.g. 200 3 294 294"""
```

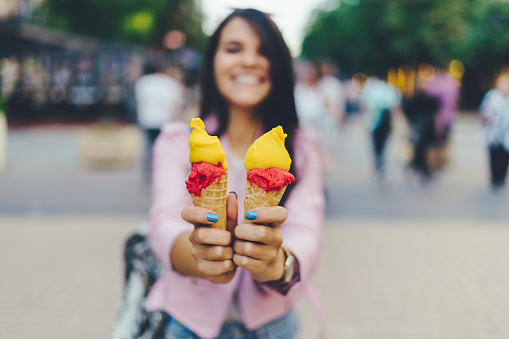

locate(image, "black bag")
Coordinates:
113 224 168 339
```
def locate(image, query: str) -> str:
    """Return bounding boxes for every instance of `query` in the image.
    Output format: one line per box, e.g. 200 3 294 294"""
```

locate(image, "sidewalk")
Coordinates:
1 116 509 338
0 125 151 215
1 116 508 217
1 216 508 339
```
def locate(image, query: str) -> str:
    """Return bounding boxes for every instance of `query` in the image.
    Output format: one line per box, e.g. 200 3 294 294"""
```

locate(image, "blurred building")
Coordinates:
0 0 145 124
0 0 43 20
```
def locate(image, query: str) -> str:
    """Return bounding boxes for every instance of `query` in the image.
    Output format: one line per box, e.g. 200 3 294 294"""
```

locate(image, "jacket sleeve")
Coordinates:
149 122 194 270
280 128 325 287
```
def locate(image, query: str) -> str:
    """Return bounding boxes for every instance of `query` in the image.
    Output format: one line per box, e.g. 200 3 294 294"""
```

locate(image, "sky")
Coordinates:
200 0 337 57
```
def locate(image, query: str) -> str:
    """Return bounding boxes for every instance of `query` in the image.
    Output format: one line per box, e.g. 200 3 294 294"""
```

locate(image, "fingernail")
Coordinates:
245 211 258 220
206 213 219 222
229 191 238 199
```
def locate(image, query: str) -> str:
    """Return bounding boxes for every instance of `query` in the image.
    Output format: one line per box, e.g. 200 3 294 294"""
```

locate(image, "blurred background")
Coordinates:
1 0 509 338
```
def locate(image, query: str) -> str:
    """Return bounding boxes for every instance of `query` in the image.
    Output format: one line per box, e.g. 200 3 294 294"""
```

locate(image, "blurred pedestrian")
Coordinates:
294 59 339 160
360 76 401 178
343 76 363 118
134 59 185 183
294 60 326 126
316 61 346 126
0 95 6 172
422 69 460 167
479 73 509 190
402 91 441 182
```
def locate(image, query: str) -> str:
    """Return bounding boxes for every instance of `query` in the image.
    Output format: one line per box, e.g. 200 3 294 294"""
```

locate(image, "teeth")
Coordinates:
235 75 259 84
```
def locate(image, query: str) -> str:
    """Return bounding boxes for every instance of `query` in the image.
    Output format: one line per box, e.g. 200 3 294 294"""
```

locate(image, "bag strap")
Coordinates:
113 223 166 339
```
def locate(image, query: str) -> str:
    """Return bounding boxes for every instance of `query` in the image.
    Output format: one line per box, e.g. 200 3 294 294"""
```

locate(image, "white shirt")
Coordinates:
294 82 340 157
316 75 345 123
294 82 328 129
479 89 509 150
134 73 185 129
360 78 401 130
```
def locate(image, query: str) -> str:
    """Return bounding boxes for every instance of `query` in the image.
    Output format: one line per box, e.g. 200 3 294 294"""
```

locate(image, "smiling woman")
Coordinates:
213 17 272 115
139 8 325 339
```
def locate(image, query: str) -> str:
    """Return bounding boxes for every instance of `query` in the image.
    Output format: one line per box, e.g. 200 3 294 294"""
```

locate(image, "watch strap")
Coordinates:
281 247 294 283
262 249 301 296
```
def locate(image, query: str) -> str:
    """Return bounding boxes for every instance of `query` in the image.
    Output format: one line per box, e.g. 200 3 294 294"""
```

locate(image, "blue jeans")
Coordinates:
164 310 298 339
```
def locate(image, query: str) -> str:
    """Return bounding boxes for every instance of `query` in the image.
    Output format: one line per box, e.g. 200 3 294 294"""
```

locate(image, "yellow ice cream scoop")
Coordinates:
245 126 291 171
189 118 228 170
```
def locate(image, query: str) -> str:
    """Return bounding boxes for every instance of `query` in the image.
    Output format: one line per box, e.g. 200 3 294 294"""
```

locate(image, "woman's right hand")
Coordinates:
179 192 238 284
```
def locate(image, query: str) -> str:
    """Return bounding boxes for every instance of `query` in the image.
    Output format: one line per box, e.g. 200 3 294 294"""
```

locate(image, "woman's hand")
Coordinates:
233 206 288 282
177 192 238 284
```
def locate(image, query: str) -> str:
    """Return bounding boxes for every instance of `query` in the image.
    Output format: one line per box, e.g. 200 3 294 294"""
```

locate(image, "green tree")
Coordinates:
464 1 509 73
302 0 509 107
40 0 206 49
302 0 509 76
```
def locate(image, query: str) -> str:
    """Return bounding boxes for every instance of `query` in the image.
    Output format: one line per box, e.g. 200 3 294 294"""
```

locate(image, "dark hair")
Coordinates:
143 55 180 75
200 8 299 205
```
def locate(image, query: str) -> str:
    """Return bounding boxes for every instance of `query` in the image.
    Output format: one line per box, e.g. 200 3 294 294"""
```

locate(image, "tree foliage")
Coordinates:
302 0 509 77
40 0 207 49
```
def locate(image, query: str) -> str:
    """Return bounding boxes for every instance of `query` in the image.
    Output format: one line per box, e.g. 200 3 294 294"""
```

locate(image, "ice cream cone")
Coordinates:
244 180 286 223
191 173 228 230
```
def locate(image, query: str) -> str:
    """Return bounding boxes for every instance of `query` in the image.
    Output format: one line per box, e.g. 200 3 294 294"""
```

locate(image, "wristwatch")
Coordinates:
280 247 296 284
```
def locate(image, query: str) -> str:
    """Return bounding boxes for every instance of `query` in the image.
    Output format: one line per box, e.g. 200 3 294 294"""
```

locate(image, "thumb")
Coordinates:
226 192 238 237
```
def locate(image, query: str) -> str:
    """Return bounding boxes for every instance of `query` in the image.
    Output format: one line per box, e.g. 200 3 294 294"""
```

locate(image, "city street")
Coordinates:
1 115 508 338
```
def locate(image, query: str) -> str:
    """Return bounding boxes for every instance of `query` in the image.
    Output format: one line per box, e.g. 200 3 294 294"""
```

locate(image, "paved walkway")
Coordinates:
1 217 508 339
1 115 509 338
303 218 509 339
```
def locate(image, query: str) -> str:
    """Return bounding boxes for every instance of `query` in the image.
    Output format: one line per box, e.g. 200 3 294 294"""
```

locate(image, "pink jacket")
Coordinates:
423 73 460 127
145 119 325 338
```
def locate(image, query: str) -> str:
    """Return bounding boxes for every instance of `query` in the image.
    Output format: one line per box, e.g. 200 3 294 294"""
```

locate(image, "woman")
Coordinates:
134 58 186 183
146 9 325 338
479 73 509 189
402 90 440 181
294 59 339 159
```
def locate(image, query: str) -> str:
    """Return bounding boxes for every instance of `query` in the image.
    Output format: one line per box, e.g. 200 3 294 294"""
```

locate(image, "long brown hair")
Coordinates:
200 8 299 206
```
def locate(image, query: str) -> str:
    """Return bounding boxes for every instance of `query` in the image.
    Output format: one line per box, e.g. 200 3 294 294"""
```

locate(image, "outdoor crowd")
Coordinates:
2 26 508 191
109 8 509 339
135 55 509 192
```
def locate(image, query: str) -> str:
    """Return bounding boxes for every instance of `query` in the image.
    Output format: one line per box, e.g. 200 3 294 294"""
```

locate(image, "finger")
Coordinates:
196 259 235 277
182 206 221 226
191 244 234 261
233 240 278 261
234 223 283 246
244 206 288 227
208 268 237 284
233 254 266 277
190 227 232 247
226 192 238 235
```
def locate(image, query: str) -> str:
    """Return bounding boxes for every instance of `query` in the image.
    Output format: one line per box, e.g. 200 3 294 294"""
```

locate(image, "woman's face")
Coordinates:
296 61 319 86
496 75 509 96
214 17 272 112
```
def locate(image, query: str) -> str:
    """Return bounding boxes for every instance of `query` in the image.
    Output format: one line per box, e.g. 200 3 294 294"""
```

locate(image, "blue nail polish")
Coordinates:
207 213 219 222
245 211 258 220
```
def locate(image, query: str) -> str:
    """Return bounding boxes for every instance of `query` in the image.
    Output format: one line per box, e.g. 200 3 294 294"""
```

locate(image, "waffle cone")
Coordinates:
190 173 228 230
244 180 286 223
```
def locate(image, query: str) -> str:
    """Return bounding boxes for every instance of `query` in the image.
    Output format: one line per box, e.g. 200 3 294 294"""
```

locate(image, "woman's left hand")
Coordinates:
233 206 288 282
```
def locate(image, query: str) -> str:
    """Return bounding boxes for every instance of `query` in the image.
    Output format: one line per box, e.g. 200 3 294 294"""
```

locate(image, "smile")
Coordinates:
234 75 262 85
